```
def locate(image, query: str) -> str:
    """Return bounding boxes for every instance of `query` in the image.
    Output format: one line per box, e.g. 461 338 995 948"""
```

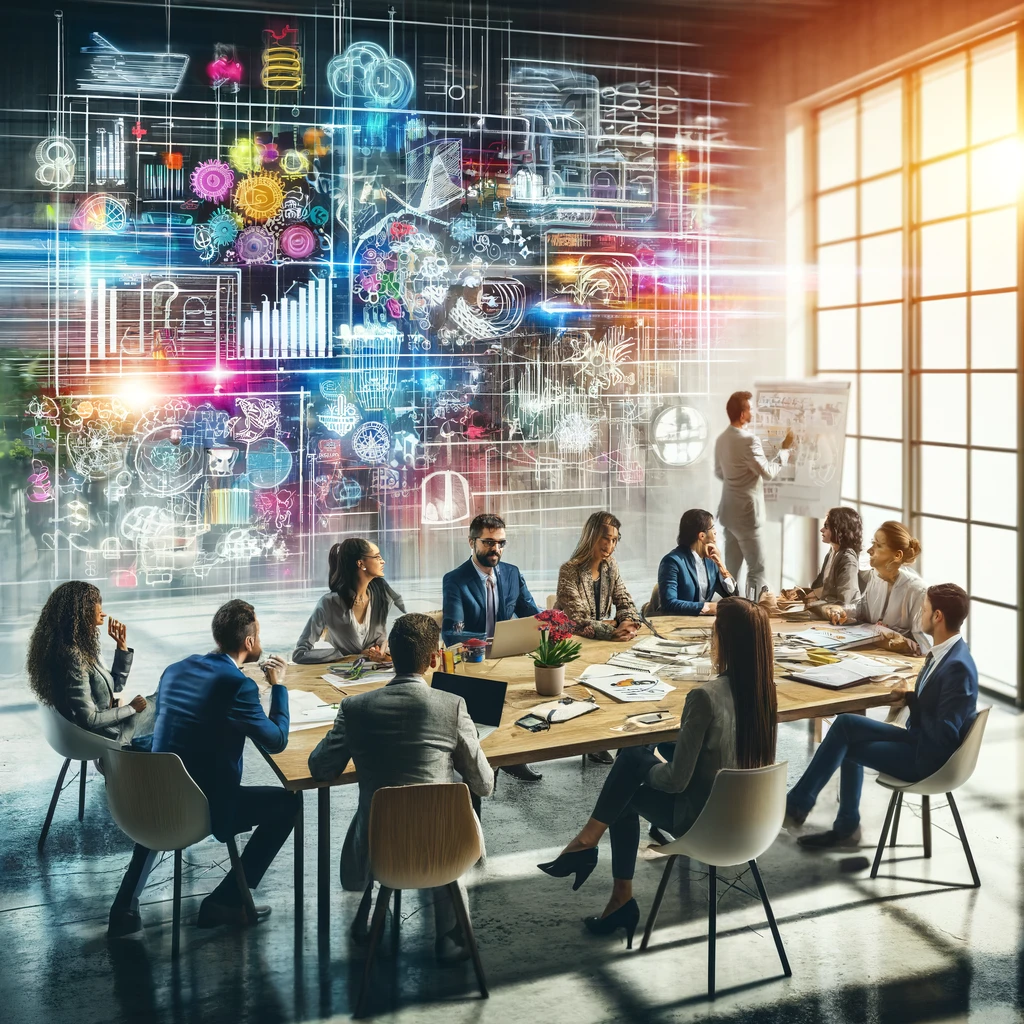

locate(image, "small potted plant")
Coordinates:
531 610 582 697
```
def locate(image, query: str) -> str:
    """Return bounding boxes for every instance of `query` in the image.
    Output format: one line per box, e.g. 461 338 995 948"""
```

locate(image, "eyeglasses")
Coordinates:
478 539 506 549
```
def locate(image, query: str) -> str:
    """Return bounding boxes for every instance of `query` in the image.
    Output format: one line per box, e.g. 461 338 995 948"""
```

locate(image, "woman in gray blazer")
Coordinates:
292 538 406 664
538 598 778 947
28 581 155 744
783 506 863 618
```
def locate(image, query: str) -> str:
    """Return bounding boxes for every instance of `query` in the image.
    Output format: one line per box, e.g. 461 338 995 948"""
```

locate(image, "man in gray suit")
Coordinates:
713 390 794 597
309 612 493 963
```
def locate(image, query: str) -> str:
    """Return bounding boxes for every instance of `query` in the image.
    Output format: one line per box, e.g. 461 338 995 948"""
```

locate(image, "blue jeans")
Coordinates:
787 714 923 836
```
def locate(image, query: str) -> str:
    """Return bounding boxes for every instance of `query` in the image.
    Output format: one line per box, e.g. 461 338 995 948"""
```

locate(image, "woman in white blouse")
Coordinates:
292 538 405 663
822 520 929 654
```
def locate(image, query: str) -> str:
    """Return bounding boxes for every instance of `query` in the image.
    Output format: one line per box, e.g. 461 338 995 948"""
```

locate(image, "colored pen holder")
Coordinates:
462 639 488 663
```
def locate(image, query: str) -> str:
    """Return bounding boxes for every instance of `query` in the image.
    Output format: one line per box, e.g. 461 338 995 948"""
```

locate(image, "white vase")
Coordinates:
534 664 565 697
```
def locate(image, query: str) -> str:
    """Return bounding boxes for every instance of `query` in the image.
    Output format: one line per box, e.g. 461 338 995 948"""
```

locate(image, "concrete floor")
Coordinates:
1 589 1023 1023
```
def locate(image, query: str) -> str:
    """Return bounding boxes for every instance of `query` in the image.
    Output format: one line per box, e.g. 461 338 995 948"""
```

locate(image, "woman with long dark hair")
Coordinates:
538 598 778 946
28 581 154 743
292 537 406 663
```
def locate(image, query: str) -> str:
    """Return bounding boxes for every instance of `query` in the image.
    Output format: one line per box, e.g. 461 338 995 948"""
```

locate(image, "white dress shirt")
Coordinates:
917 633 963 692
691 550 737 602
853 566 931 652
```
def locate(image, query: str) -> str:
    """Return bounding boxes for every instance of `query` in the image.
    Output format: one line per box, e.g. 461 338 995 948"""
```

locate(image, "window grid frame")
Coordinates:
812 28 1023 703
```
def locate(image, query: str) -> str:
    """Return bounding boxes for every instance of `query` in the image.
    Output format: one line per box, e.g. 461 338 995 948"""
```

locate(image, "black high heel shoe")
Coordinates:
537 846 599 891
583 898 640 949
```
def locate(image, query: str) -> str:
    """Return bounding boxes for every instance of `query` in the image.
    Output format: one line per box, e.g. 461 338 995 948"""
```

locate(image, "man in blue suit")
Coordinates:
785 583 978 848
656 508 737 616
442 512 542 781
108 600 298 936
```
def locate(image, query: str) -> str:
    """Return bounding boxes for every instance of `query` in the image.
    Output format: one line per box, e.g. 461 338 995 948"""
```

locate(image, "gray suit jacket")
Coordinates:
647 674 738 836
308 674 494 890
808 547 861 617
713 425 787 533
63 648 153 743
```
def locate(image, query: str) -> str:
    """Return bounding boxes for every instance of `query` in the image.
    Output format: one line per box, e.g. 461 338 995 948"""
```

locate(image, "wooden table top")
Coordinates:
259 616 922 792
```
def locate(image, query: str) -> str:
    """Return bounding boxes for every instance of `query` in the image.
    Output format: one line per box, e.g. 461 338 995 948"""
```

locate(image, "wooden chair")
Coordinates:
37 703 118 850
870 706 990 887
640 763 791 998
102 747 257 957
356 782 487 1017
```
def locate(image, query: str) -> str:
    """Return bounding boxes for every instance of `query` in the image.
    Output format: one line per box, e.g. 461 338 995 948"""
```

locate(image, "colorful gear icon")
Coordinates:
278 149 310 178
190 159 235 202
234 173 284 222
279 223 318 260
235 225 275 264
227 137 261 173
207 205 240 245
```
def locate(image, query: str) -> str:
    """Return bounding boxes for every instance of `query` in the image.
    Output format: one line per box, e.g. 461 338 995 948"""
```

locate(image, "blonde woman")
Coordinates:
822 520 929 654
556 512 640 642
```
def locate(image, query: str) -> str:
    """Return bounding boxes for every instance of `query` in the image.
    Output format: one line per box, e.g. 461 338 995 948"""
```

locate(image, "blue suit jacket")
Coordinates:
906 638 979 778
657 546 731 616
152 652 290 841
442 557 540 646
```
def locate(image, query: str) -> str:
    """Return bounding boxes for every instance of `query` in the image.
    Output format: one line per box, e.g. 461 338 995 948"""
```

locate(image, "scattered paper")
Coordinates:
579 668 676 703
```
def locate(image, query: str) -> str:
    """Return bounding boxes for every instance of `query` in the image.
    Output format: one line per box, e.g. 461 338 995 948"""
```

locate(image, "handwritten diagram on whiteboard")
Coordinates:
752 379 850 520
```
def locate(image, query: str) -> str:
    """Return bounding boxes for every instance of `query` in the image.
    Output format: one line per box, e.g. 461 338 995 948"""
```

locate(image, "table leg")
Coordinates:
318 787 330 939
294 792 304 932
812 718 822 744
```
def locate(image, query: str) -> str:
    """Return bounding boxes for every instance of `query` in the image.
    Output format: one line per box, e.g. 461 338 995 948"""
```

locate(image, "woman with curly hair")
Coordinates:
28 581 155 743
782 506 863 618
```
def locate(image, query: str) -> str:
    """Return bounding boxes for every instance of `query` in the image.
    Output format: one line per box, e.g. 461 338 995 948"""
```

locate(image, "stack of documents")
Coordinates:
786 654 904 689
322 669 394 690
578 664 676 703
781 625 881 650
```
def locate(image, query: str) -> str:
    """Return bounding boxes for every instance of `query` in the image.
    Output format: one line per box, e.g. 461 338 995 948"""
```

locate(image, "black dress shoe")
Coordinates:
107 908 142 938
587 750 615 765
196 898 272 929
583 898 640 949
501 763 543 782
797 827 862 850
537 846 598 890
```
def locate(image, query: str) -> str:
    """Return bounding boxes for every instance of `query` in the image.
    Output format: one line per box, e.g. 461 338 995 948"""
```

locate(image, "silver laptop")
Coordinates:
487 616 542 659
431 672 507 740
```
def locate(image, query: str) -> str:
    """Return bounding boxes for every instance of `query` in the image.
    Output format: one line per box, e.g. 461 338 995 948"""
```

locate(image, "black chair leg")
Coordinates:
226 836 259 925
78 761 88 822
947 792 980 888
172 849 182 959
640 854 678 950
391 889 401 954
707 864 717 999
449 881 489 999
38 757 72 850
922 796 932 858
355 885 393 1018
889 791 903 848
749 859 792 977
870 791 900 878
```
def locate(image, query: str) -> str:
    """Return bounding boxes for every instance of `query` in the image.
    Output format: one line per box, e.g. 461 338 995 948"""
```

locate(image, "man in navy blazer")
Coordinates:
442 512 543 782
108 600 299 936
442 513 540 646
656 509 737 616
785 583 978 848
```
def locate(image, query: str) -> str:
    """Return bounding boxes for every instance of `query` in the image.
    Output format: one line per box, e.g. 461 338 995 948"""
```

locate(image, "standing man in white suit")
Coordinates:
713 390 794 597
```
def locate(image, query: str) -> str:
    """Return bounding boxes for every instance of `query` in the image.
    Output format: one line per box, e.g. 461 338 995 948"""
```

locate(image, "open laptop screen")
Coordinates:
430 672 507 728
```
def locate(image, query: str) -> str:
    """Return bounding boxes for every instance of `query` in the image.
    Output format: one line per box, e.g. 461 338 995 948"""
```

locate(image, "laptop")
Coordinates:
431 672 507 740
487 616 542 659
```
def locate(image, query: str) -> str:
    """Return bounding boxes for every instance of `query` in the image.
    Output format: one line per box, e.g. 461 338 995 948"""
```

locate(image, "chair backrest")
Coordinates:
102 747 212 852
546 593 558 610
368 782 483 890
643 583 661 617
662 762 788 868
39 702 120 761
425 609 444 626
919 706 990 792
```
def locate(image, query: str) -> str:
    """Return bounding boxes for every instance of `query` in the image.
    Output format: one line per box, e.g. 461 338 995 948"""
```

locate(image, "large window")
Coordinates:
813 31 1021 700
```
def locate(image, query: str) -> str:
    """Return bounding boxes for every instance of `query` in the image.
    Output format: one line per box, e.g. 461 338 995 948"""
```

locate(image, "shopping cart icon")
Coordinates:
78 33 190 95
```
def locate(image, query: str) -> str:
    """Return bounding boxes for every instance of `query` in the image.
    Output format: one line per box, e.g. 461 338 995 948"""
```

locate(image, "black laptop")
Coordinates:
430 672 507 739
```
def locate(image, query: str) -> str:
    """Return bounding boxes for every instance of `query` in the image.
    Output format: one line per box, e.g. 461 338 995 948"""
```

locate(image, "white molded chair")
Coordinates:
102 747 256 956
641 763 792 998
870 706 990 888
545 593 558 610
38 703 119 850
356 783 486 1018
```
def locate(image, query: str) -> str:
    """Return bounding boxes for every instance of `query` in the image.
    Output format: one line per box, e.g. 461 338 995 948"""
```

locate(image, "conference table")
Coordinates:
256 615 922 938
